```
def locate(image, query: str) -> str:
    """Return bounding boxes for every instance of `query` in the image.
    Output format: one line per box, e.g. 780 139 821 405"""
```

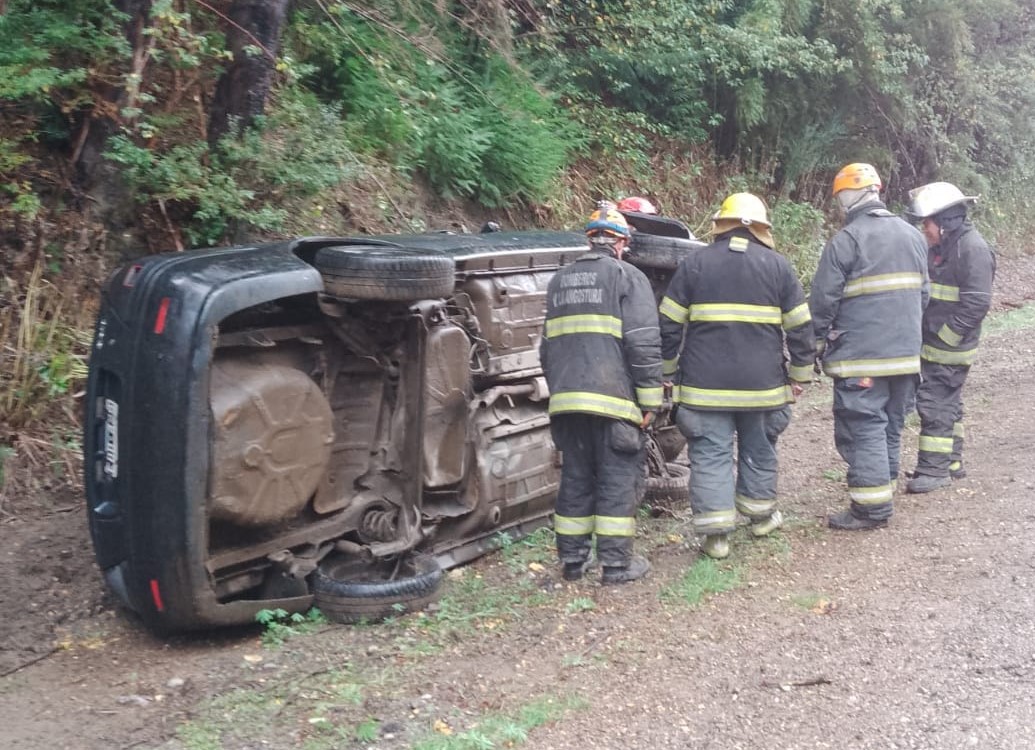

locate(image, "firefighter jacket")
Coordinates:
810 202 930 378
659 229 815 411
922 222 996 366
540 248 663 424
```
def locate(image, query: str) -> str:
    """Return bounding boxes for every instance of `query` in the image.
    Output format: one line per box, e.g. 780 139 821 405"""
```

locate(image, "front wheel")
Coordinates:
312 552 443 623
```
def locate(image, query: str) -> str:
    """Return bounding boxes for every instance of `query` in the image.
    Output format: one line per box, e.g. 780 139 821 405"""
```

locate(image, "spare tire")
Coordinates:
315 246 456 301
626 234 703 271
644 462 691 516
313 552 443 623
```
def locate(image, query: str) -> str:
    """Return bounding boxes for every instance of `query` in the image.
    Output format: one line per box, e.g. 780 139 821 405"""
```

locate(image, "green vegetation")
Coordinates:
661 557 742 607
412 696 581 750
983 304 1035 336
822 468 847 483
255 607 329 648
566 596 596 614
495 525 557 573
172 667 372 750
4 0 1034 245
1 0 1032 540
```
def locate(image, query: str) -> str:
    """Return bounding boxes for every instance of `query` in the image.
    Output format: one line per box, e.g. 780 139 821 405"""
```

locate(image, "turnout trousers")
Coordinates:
833 374 918 521
914 361 968 478
675 408 778 536
551 414 645 569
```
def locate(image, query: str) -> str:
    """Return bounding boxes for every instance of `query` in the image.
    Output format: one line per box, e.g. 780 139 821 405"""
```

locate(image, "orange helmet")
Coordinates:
585 205 631 240
616 196 658 215
832 163 882 195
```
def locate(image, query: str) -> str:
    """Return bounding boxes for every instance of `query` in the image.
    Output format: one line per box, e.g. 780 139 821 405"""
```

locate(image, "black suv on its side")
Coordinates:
84 219 702 632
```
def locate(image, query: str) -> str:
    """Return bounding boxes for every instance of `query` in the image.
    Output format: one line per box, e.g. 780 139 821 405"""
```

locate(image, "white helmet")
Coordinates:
907 181 978 220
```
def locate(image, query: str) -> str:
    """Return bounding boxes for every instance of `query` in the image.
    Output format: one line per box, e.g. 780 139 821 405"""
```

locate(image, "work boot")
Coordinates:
751 510 783 538
562 561 589 581
827 510 888 531
601 555 651 585
700 534 730 559
906 473 952 494
949 461 967 480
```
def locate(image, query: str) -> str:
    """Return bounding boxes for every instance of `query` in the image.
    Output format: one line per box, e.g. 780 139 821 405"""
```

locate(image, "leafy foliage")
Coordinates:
1 0 1034 245
255 607 328 647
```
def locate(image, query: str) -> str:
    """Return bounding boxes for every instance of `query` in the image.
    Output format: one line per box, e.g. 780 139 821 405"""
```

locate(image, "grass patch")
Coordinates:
172 667 374 749
565 596 596 614
412 695 583 750
661 557 742 607
495 525 556 574
256 607 328 648
411 569 544 637
984 303 1035 335
821 467 846 482
740 527 791 560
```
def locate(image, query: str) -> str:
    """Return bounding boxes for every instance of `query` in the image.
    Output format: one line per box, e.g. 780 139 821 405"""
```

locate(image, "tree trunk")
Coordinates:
73 0 153 256
207 0 291 150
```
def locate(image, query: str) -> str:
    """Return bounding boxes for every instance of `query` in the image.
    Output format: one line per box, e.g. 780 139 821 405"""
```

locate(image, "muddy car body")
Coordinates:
84 220 702 632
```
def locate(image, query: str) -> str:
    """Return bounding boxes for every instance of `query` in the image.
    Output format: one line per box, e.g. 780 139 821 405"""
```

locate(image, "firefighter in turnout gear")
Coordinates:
659 193 814 560
905 182 996 493
540 204 663 584
810 163 930 530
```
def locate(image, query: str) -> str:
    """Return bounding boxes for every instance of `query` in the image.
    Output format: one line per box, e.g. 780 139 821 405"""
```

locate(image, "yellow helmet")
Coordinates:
711 193 771 228
832 163 882 195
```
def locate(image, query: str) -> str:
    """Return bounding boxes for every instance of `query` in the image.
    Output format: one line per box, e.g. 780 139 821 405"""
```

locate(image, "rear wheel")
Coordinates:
315 246 456 301
312 552 443 623
644 463 691 516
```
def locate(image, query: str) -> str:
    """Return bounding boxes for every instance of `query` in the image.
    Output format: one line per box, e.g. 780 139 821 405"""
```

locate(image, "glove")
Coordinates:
813 338 826 375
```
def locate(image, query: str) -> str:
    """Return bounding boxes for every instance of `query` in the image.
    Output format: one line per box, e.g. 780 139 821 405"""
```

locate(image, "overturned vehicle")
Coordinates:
84 214 703 632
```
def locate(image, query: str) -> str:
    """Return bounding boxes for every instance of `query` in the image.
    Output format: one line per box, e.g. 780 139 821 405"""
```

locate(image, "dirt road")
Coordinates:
2 258 1034 750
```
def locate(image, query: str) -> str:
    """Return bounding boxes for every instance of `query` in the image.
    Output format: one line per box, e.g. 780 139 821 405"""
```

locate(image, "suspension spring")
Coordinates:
359 507 399 542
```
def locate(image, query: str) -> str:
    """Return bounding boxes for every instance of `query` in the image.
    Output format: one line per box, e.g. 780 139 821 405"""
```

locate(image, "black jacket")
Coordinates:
922 222 995 365
541 249 663 423
659 229 815 411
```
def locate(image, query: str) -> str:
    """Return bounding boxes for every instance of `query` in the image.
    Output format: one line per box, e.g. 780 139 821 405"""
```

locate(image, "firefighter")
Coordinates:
905 182 996 493
660 193 814 559
810 163 930 530
616 196 658 214
540 204 663 584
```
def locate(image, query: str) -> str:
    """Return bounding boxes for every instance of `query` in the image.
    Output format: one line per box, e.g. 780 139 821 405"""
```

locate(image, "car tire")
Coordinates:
626 234 701 271
312 552 444 623
644 462 691 516
315 246 456 301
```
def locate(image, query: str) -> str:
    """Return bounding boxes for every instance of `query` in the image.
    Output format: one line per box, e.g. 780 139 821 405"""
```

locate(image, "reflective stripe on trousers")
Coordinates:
915 360 969 477
833 374 918 521
674 408 778 535
550 413 645 568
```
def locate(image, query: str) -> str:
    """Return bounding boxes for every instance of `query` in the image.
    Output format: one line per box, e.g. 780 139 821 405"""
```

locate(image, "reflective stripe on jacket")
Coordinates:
659 230 815 411
809 203 929 378
541 249 663 423
921 223 996 366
